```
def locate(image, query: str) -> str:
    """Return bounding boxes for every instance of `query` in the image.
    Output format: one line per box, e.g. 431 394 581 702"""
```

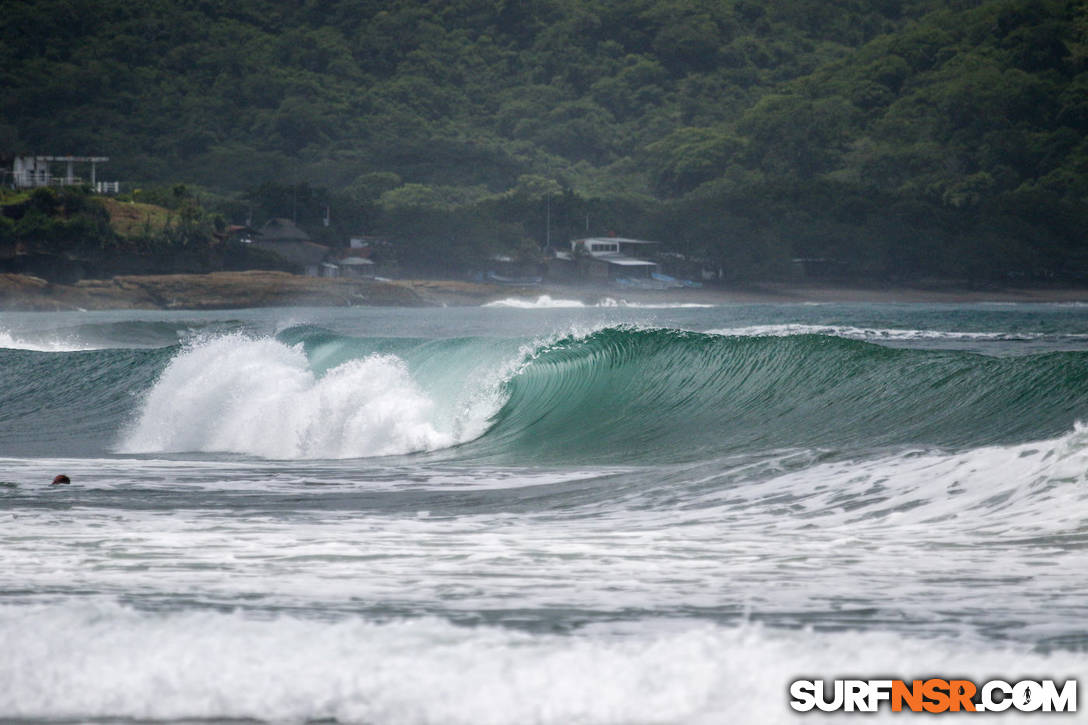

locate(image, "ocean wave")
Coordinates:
484 295 588 308
7 427 1088 621
705 323 1079 341
119 334 501 458
612 301 716 309
1 601 1081 724
0 327 103 352
673 422 1088 535
484 295 715 309
7 325 1087 461
467 326 1088 462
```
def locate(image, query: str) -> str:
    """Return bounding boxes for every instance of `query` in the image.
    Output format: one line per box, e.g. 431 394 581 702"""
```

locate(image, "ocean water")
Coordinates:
1 300 1087 723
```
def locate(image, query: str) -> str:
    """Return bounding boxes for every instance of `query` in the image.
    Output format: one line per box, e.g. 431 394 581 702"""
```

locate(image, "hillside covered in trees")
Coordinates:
3 0 1088 282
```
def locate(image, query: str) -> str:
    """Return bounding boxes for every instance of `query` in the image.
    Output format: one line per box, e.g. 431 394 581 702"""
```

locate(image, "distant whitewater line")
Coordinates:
484 295 586 308
484 295 714 309
706 323 1086 341
0 327 103 352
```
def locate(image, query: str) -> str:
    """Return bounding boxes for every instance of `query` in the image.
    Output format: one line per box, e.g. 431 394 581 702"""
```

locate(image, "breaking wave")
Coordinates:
3 325 1086 461
707 323 1085 342
0 326 101 352
483 295 588 308
483 295 714 309
119 334 488 458
472 326 1088 462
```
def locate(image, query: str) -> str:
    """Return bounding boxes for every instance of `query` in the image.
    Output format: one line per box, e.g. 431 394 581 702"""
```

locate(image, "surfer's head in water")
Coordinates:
51 474 70 485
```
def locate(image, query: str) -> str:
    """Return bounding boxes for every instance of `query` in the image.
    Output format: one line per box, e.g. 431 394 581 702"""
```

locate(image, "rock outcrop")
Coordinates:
0 271 427 310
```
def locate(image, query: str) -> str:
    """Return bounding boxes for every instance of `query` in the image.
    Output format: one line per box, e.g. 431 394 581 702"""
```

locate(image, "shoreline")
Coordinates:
3 271 1088 311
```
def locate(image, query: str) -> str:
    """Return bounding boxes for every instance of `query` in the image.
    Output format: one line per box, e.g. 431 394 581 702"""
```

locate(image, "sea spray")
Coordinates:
120 334 460 458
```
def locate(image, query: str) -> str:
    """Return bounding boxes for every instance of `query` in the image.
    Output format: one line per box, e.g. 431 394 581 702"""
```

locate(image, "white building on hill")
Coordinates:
9 155 110 189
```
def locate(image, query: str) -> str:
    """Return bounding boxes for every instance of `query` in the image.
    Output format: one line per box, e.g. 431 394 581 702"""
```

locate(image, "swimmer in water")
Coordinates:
51 474 70 485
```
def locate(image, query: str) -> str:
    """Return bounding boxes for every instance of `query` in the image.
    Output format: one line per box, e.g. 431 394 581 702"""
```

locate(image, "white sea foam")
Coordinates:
7 426 1084 639
119 334 492 458
484 295 587 308
706 323 1068 341
685 422 1088 535
0 601 1081 724
610 300 716 309
484 295 715 309
0 327 101 351
4 430 1087 724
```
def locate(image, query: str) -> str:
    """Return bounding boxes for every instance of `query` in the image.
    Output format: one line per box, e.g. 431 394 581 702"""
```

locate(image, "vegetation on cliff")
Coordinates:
3 0 1088 282
0 185 284 279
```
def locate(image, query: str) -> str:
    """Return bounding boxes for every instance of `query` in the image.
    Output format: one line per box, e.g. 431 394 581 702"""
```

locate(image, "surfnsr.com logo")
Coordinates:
790 679 1077 713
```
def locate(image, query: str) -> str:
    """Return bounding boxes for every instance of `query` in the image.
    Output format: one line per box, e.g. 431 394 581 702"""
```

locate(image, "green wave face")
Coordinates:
3 326 1087 462
464 327 1088 464
0 347 171 456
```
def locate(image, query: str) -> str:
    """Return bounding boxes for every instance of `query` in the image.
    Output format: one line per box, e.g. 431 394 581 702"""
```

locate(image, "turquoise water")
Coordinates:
1 301 1087 723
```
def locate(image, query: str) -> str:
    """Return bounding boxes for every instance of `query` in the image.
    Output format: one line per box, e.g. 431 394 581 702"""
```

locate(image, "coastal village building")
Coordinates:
254 218 329 276
330 235 395 278
570 236 660 280
221 224 259 244
5 154 114 192
485 252 544 285
335 255 376 278
242 224 392 278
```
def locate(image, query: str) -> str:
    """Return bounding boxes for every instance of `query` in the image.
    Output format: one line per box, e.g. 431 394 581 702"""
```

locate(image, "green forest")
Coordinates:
3 0 1088 282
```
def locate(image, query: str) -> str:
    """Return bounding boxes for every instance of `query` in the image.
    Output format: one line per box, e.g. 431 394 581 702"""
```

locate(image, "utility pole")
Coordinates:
545 193 551 248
